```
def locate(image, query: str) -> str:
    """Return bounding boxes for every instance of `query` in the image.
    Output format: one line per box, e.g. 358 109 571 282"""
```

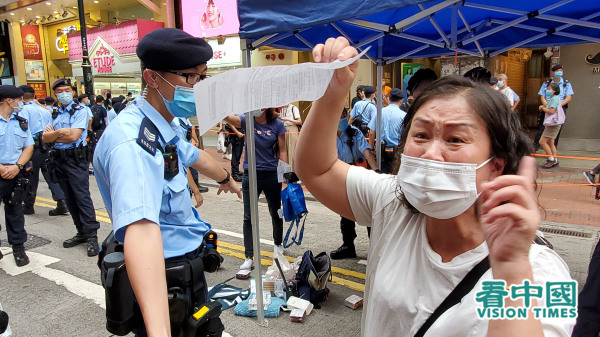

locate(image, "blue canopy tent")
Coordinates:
234 0 600 324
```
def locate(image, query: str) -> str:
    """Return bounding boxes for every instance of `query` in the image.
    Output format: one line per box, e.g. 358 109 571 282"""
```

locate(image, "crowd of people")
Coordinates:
0 28 596 337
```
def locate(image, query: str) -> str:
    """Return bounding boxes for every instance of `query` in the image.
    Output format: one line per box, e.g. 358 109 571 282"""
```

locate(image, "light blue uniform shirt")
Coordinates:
367 103 406 146
23 100 51 135
50 101 88 149
538 78 574 103
336 124 371 164
106 108 117 125
79 103 93 123
93 96 209 259
349 98 376 125
0 112 34 165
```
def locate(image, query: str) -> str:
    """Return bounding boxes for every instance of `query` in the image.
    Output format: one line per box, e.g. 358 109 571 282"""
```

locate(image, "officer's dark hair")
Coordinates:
463 66 492 85
96 95 105 103
23 92 35 100
549 83 560 96
392 76 533 210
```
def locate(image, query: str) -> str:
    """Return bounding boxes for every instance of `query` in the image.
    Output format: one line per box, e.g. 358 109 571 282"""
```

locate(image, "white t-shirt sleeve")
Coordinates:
346 165 396 227
530 245 576 337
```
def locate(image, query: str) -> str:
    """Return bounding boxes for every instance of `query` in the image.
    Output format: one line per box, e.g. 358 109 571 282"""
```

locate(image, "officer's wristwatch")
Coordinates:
217 169 231 185
16 163 23 170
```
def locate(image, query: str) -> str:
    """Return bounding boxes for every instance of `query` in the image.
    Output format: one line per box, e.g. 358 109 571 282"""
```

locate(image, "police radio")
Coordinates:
163 143 179 180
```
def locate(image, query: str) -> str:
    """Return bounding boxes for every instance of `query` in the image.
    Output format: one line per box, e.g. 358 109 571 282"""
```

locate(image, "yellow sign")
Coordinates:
45 20 79 60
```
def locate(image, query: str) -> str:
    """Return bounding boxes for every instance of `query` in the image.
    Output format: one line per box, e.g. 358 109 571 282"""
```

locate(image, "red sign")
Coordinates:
27 82 47 98
21 25 42 60
91 44 115 73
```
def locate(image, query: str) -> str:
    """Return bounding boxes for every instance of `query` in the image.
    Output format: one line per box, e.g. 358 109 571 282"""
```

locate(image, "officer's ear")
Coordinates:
143 69 160 89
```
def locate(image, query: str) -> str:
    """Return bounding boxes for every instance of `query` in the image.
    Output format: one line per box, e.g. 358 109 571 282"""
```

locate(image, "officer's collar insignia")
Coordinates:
137 117 159 155
178 118 187 129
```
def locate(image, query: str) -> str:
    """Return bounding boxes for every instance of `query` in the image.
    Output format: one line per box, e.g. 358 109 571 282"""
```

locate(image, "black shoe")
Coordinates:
23 205 35 215
330 245 357 260
584 171 596 184
12 245 29 267
49 199 69 216
233 174 243 182
197 184 209 193
87 238 99 257
63 234 88 248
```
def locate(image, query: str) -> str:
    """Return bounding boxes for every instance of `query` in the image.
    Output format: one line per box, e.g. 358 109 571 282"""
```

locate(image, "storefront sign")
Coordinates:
207 36 242 68
24 60 44 81
47 21 79 60
92 44 116 73
21 25 43 60
585 51 600 65
27 82 47 98
182 0 240 38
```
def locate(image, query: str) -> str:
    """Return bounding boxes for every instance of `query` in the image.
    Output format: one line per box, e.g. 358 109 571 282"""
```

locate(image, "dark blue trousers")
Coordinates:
572 240 600 337
24 147 65 208
55 157 99 236
0 177 27 245
242 170 283 258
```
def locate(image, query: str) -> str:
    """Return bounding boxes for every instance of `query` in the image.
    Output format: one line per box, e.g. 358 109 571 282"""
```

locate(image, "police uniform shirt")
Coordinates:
79 102 93 122
93 96 211 259
537 78 574 103
336 123 371 164
178 117 193 143
106 108 117 125
349 98 377 125
367 103 406 147
50 101 88 149
24 101 51 135
0 112 34 165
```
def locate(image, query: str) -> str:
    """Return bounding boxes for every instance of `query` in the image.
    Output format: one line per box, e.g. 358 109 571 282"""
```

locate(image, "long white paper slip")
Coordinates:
193 47 370 135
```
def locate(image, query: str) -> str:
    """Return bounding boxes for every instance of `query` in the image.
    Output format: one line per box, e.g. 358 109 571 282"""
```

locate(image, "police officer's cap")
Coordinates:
137 28 213 71
552 64 563 72
111 96 124 104
77 94 88 100
52 78 71 91
45 96 55 103
363 86 376 96
0 85 24 100
19 85 35 93
389 88 404 101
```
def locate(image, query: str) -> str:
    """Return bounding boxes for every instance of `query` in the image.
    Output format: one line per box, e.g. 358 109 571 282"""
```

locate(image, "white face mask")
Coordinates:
397 154 493 219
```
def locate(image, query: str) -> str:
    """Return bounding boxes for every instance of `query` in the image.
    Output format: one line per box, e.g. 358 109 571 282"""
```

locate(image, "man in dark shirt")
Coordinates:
91 95 108 138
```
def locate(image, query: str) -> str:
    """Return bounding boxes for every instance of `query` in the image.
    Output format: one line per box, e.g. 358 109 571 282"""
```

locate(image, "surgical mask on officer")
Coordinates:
8 98 24 113
154 72 197 118
57 91 74 105
554 71 563 78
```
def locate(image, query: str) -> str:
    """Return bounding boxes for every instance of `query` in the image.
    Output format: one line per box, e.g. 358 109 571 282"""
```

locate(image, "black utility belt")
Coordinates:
53 146 89 160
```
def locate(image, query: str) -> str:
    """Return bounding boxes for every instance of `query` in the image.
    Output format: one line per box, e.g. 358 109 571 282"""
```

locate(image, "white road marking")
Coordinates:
214 228 275 246
358 260 367 266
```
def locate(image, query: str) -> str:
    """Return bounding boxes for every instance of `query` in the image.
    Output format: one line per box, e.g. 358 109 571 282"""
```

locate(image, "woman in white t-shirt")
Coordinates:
295 37 575 337
279 103 302 171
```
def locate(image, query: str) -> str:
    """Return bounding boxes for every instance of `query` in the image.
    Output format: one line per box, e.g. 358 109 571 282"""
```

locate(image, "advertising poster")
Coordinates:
27 82 47 98
182 0 240 38
25 60 45 81
21 25 43 60
401 63 423 98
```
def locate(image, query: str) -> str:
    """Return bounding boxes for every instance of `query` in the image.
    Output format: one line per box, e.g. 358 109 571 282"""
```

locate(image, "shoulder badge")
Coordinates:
14 114 29 131
178 117 188 130
136 117 159 155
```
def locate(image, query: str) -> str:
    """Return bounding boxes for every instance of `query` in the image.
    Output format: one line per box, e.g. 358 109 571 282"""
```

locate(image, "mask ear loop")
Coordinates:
476 157 495 170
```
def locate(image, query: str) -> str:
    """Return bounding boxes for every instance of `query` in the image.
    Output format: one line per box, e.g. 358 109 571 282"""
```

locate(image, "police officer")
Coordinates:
0 85 33 266
535 64 574 150
77 94 93 131
348 85 376 136
93 28 241 336
367 88 406 174
42 79 100 257
330 112 377 259
19 85 68 216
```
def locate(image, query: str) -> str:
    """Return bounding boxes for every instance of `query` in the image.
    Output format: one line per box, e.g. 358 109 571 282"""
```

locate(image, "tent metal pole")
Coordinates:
537 15 600 30
386 45 429 64
295 32 315 49
420 4 451 46
356 33 386 49
391 0 461 31
376 39 383 171
330 23 377 64
241 39 266 326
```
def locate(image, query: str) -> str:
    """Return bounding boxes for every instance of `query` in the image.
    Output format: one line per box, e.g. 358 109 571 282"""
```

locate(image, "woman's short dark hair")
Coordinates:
264 108 278 123
391 76 533 210
549 83 560 95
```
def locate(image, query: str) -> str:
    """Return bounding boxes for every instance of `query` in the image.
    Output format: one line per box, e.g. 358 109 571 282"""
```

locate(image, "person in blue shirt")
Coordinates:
42 78 101 257
535 64 574 150
77 94 93 131
348 85 376 136
0 85 34 267
105 95 119 125
367 88 406 174
225 108 288 272
93 28 240 336
331 112 377 259
18 85 67 216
